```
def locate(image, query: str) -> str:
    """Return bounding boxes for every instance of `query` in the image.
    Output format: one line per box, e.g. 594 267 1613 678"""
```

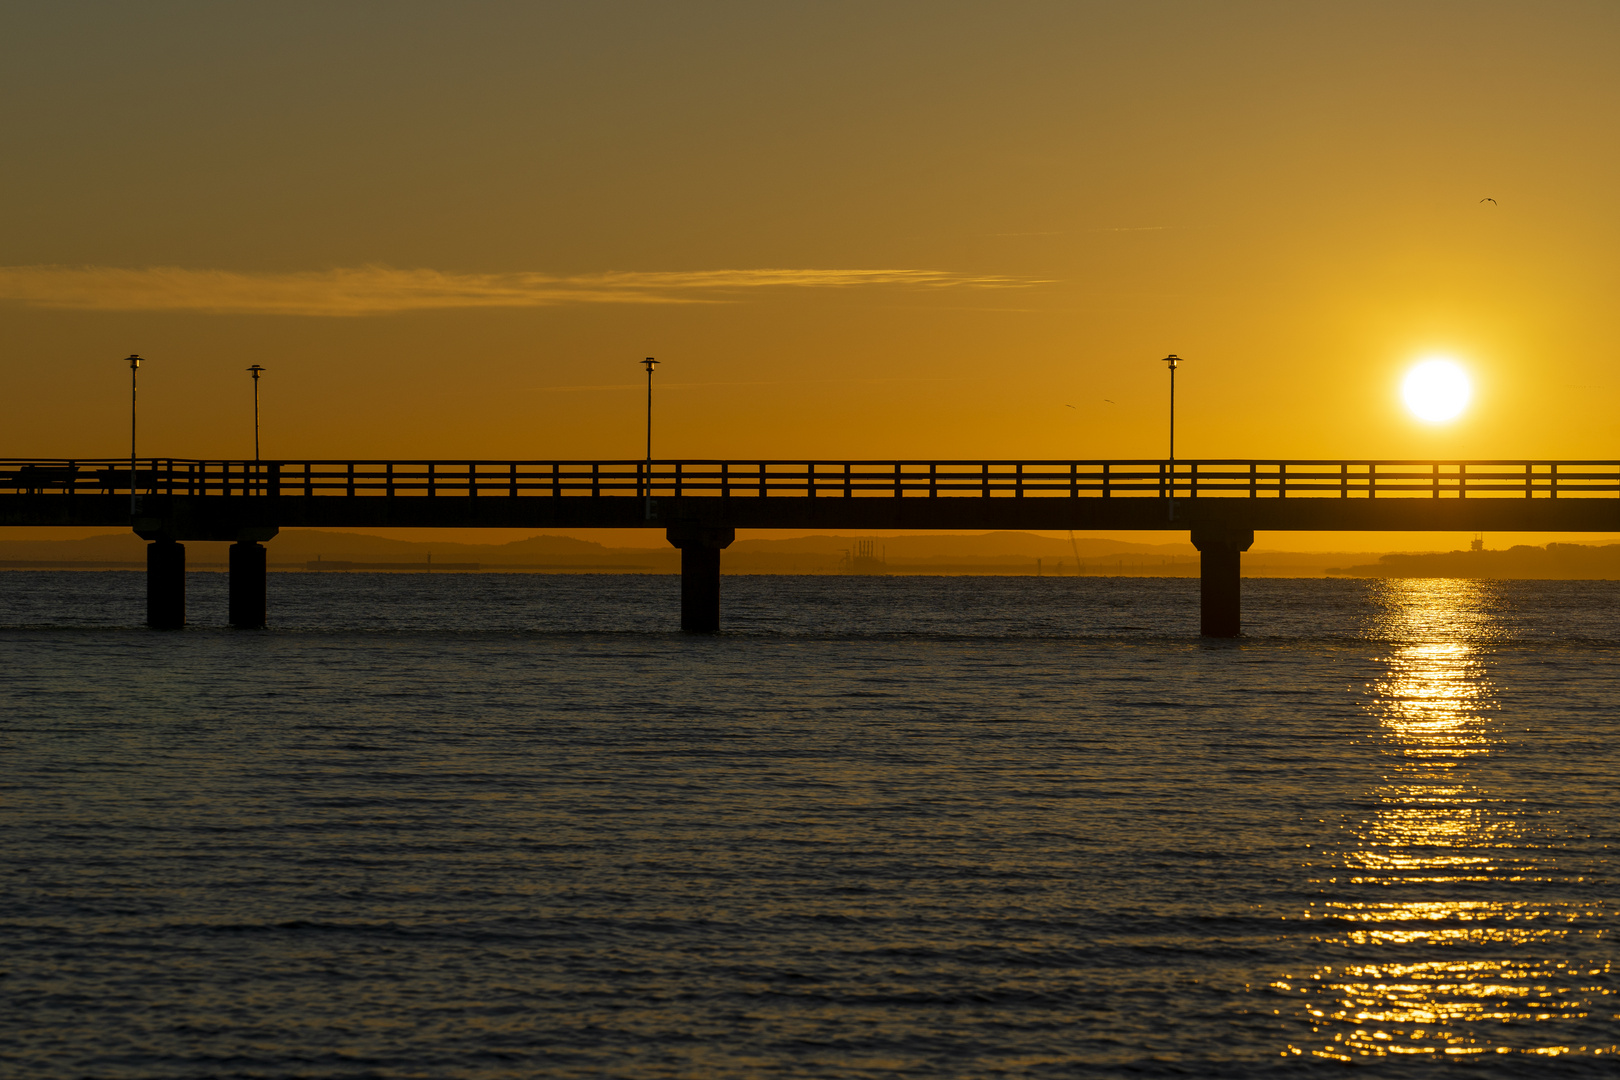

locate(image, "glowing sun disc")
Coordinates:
1402 359 1471 422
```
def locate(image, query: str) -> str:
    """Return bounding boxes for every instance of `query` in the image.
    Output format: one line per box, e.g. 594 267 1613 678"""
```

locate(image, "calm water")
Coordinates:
2 572 1617 1077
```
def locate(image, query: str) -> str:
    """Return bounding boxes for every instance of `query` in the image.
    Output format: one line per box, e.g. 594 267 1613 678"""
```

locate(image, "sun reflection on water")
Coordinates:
1281 580 1616 1061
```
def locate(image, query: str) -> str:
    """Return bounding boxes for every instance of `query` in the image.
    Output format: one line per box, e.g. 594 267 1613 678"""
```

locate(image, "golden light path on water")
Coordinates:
1281 580 1616 1061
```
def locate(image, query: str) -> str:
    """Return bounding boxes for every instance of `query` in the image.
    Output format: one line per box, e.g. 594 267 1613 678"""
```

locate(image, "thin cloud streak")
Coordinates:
0 265 1038 316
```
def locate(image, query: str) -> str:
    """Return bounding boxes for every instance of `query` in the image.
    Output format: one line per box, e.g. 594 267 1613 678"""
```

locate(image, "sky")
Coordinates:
3 1 1620 549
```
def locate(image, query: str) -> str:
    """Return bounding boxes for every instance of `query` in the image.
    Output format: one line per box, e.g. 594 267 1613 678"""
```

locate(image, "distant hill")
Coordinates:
1328 543 1620 579
0 529 1203 565
0 530 644 569
0 528 1421 577
0 532 154 565
729 532 1198 558
270 531 613 559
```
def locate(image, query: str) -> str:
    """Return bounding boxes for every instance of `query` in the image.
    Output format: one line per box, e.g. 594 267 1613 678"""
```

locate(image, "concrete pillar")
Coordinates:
1191 527 1254 638
666 526 736 633
229 541 268 629
146 540 185 629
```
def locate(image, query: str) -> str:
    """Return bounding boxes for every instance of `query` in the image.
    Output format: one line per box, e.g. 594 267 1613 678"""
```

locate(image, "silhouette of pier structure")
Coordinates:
5 457 1619 636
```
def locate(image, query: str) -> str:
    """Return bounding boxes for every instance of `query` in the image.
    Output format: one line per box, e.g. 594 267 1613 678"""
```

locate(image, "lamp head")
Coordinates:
247 364 265 377
1161 353 1180 370
127 353 142 369
641 357 659 373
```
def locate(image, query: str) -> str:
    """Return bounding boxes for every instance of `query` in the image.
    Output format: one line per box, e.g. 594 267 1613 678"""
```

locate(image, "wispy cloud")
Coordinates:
0 265 1037 316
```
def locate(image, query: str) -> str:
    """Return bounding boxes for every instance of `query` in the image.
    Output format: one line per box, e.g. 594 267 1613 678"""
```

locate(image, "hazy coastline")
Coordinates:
8 529 1620 579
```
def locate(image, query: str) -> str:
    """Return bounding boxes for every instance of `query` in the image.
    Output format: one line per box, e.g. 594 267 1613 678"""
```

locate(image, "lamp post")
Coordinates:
127 354 142 514
1161 354 1181 518
641 357 659 461
641 357 659 512
247 365 265 460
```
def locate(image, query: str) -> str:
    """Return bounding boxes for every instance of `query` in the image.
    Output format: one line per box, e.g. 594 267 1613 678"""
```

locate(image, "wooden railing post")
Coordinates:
931 463 938 498
1279 462 1287 499
1551 463 1559 499
510 462 518 497
1525 463 1532 498
1103 462 1110 498
807 462 815 498
981 462 989 497
1339 463 1347 498
1015 463 1024 499
347 462 356 497
1459 463 1466 499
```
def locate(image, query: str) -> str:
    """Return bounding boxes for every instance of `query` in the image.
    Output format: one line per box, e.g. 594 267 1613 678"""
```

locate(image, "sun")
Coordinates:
1402 359 1471 423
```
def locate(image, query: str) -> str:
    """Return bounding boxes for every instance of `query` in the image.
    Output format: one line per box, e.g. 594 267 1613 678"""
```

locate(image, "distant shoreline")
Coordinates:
1328 543 1620 580
8 560 1620 581
8 531 1620 579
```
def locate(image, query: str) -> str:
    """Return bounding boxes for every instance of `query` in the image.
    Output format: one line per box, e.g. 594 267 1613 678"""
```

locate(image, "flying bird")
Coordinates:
1480 198 1497 204
1104 399 1115 404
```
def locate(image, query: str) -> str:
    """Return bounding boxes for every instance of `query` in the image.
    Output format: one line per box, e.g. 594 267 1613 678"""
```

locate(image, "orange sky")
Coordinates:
3 3 1620 550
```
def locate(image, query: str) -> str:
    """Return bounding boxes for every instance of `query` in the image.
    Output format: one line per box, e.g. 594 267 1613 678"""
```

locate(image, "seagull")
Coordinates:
1104 399 1115 404
1480 197 1497 204
1065 404 1077 409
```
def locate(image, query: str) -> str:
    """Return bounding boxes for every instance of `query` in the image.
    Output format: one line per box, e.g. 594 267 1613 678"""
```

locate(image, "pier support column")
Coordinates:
146 540 185 629
229 541 268 629
666 526 735 633
1191 527 1254 638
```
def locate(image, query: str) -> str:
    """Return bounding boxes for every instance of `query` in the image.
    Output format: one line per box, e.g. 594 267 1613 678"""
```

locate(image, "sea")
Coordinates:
2 571 1617 1078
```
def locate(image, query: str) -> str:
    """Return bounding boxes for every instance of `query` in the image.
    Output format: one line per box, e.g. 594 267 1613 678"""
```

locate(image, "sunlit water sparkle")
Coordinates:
2 572 1617 1077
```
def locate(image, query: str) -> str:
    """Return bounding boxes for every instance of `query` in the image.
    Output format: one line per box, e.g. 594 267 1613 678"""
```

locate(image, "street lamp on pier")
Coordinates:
247 365 265 460
127 354 142 514
641 357 659 512
1161 354 1181 519
641 357 659 462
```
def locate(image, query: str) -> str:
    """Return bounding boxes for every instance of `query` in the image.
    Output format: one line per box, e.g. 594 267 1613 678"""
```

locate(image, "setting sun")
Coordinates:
1402 359 1472 423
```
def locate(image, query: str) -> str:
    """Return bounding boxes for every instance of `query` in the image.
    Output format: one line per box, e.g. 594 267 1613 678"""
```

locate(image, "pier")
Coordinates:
5 457 1619 635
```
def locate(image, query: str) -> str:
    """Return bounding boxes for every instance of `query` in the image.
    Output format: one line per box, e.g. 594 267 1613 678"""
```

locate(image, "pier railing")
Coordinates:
4 459 1619 500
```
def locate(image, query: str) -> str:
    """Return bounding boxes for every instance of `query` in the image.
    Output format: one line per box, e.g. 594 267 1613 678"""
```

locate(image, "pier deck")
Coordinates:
5 458 1618 634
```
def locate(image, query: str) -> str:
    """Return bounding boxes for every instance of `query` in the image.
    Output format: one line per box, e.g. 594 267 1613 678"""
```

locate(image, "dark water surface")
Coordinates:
2 572 1617 1077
